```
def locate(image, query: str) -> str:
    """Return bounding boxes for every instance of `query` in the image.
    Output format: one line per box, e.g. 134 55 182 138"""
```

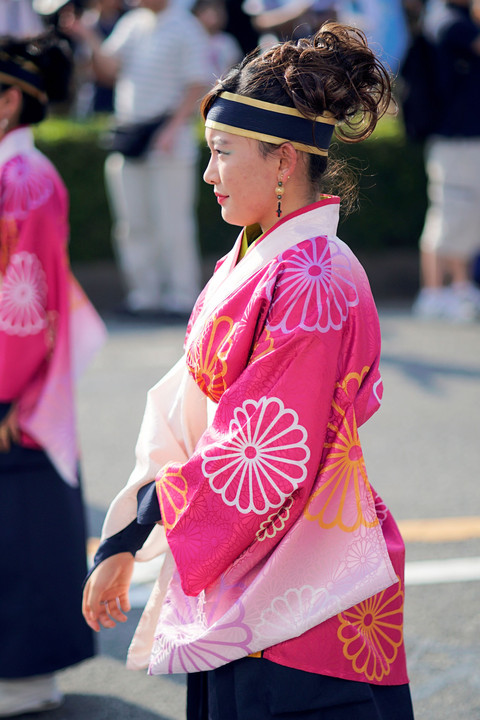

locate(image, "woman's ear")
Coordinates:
278 142 298 178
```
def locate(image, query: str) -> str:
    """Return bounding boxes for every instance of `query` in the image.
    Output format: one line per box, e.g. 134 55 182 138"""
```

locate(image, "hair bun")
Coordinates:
259 22 392 143
26 32 73 103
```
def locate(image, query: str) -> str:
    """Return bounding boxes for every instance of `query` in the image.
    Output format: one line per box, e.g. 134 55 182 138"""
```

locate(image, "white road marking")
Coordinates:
404 556 480 586
90 518 480 609
126 557 480 609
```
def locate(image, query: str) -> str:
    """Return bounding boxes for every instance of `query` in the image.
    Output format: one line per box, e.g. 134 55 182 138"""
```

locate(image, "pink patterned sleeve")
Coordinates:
0 163 68 403
156 324 344 597
156 233 383 597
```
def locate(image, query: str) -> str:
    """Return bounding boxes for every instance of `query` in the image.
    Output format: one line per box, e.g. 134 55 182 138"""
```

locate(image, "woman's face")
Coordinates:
0 87 22 139
204 127 282 232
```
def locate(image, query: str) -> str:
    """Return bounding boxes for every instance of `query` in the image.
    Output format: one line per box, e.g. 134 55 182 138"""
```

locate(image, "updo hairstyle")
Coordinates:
201 22 393 208
0 32 72 125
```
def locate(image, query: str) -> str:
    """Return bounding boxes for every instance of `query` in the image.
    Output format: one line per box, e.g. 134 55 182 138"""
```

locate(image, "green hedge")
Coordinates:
34 117 113 263
34 115 427 263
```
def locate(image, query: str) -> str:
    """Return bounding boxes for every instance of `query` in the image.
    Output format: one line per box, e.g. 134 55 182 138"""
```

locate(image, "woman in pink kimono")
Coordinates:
84 22 415 719
0 34 105 717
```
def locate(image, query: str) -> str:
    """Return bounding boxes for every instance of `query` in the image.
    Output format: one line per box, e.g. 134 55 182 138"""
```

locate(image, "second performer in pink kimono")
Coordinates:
0 33 106 717
83 22 415 720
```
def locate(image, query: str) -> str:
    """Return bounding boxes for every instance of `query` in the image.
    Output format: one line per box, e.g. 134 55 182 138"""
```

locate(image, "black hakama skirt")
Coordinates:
187 656 415 720
0 444 95 678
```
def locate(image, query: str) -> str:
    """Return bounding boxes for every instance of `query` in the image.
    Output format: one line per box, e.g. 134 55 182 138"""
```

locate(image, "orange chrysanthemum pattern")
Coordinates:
336 367 369 400
188 315 235 401
304 368 378 532
337 577 405 682
250 326 275 363
156 468 188 530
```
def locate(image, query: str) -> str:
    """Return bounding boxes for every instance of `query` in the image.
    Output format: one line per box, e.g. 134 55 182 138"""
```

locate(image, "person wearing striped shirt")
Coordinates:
67 0 212 319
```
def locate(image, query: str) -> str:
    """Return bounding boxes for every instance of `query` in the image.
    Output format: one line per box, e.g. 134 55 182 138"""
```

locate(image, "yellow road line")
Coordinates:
88 516 480 553
398 516 480 543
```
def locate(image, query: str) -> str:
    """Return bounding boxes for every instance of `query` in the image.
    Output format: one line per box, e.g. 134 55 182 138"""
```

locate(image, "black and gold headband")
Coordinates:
205 91 336 156
0 51 48 104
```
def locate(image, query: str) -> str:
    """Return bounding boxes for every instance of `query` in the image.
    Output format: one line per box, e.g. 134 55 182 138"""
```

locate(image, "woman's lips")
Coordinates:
215 192 228 205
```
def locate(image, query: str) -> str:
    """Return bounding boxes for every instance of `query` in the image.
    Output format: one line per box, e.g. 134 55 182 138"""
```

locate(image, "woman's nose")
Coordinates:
203 155 217 185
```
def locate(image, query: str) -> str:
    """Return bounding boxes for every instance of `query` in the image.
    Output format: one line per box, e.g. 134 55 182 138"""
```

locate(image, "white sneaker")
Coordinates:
412 288 450 319
451 282 480 312
413 287 477 322
0 674 63 717
443 286 477 322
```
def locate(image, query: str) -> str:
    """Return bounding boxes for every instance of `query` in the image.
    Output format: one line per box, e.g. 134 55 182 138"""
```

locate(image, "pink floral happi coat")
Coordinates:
103 197 409 685
0 127 106 484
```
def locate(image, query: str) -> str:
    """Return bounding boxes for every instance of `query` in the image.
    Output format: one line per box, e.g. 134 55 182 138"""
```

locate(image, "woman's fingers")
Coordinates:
84 610 101 633
84 596 124 631
118 591 131 614
101 596 129 625
96 600 118 629
82 554 134 630
82 582 101 632
83 584 130 631
0 424 9 452
0 407 19 452
0 419 12 452
8 413 20 443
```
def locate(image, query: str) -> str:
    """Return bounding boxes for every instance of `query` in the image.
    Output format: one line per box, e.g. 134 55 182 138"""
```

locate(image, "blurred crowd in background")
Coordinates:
0 0 437 117
1 0 479 323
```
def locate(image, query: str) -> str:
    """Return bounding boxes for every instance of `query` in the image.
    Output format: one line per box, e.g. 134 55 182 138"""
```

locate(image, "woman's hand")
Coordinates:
82 552 135 632
0 405 19 452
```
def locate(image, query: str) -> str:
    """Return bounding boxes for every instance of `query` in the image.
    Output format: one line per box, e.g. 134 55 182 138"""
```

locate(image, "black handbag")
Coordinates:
101 114 170 158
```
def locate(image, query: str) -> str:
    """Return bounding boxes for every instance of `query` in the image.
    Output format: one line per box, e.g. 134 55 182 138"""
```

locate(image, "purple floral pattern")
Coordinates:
150 591 252 673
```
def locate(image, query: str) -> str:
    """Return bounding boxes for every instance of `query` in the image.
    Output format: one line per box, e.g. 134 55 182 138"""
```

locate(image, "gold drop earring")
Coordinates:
275 178 284 218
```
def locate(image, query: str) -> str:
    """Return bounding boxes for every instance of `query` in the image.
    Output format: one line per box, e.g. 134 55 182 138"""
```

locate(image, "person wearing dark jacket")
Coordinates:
413 0 480 321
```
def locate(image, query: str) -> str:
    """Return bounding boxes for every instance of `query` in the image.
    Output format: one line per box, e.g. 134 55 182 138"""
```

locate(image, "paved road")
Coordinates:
22 300 480 720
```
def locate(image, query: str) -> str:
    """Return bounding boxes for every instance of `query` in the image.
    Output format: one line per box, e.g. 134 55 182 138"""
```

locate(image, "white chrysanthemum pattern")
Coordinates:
1 155 54 219
267 238 358 333
0 252 47 336
255 585 332 643
201 396 310 514
345 536 382 577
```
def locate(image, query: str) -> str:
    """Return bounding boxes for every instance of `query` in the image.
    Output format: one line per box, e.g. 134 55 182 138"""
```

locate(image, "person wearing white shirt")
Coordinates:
67 0 212 318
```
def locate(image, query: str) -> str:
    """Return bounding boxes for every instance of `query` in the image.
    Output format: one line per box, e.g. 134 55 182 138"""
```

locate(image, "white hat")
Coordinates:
32 0 73 15
242 0 332 29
